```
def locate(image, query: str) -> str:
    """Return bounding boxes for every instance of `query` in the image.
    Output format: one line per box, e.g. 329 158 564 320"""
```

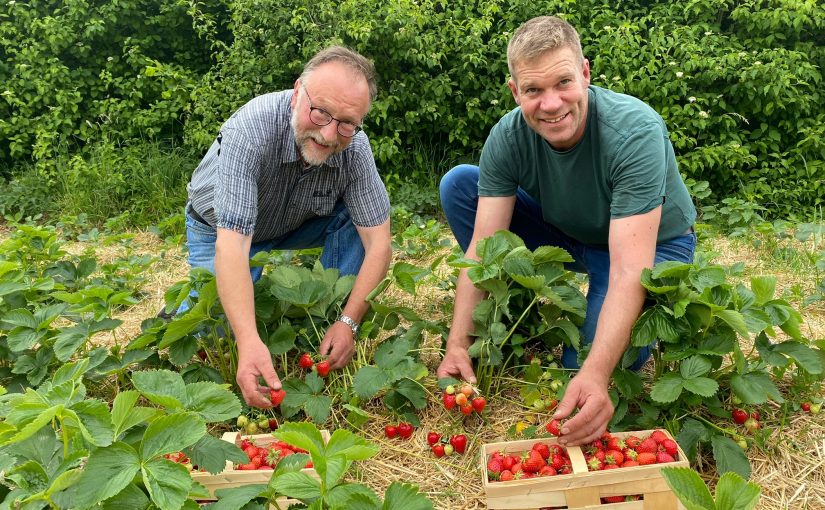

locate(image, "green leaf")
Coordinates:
274 423 325 458
71 442 141 508
168 335 199 366
714 471 761 510
266 322 297 355
185 434 247 475
689 266 726 292
320 454 348 488
185 381 242 422
140 412 206 460
304 395 332 423
533 246 573 264
112 390 159 439
650 372 684 403
70 399 114 446
325 429 378 462
631 308 658 347
772 341 823 374
132 369 187 410
711 435 751 479
207 484 268 510
749 276 775 305
391 378 428 409
7 327 44 352
353 365 389 400
660 467 714 510
730 372 783 404
142 457 194 510
270 471 321 500
676 419 710 463
373 337 413 369
680 356 712 378
53 325 90 362
611 369 643 398
381 481 434 510
99 482 151 510
160 315 206 348
682 377 719 398
715 310 750 339
9 406 59 444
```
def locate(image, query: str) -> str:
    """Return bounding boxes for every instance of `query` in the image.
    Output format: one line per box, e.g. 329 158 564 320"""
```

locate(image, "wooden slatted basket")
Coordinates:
192 430 330 503
480 429 689 509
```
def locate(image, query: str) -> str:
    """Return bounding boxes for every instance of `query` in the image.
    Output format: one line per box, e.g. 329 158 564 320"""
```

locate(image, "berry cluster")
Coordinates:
427 432 467 457
236 437 313 471
486 442 572 482
801 402 822 414
442 383 486 416
731 408 761 433
236 414 278 435
584 430 678 471
384 422 415 440
298 352 331 377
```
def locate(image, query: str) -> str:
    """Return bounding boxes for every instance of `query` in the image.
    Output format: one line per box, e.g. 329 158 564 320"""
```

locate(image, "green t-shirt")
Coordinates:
479 85 696 248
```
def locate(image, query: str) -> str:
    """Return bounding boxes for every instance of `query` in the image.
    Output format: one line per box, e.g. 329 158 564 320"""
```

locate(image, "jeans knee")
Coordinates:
440 164 479 199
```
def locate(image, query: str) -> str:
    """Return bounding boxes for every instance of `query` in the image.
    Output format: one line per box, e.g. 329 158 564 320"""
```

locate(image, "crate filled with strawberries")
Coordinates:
192 430 330 501
481 428 689 509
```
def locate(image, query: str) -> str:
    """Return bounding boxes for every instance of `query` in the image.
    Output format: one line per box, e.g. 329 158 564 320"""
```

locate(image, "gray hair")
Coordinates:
507 16 585 80
301 46 378 102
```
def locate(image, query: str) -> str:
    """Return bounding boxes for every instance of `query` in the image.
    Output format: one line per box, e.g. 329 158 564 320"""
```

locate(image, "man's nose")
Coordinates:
320 122 338 141
539 91 563 112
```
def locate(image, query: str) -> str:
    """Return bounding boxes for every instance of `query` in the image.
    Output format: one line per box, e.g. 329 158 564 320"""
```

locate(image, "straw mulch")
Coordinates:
6 224 822 509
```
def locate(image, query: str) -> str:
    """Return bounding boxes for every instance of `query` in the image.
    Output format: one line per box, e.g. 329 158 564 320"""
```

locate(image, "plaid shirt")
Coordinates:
187 90 390 243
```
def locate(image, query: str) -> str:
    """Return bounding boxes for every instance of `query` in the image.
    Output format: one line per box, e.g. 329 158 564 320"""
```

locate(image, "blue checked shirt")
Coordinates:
187 90 390 243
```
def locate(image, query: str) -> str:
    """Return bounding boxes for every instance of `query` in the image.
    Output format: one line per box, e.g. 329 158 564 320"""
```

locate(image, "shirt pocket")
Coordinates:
310 188 336 217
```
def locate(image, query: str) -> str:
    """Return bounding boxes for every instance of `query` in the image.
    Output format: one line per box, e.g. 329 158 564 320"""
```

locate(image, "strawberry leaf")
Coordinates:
660 467 714 509
185 434 247 475
142 457 193 510
714 471 761 510
381 481 434 510
71 442 141 507
139 412 206 460
729 372 782 404
270 471 321 501
207 484 268 510
711 435 751 479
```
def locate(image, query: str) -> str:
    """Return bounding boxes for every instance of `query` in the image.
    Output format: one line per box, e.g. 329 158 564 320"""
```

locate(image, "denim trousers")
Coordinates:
180 201 364 312
440 164 697 370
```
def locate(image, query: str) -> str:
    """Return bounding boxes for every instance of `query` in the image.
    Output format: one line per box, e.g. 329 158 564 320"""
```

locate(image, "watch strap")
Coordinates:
337 314 359 336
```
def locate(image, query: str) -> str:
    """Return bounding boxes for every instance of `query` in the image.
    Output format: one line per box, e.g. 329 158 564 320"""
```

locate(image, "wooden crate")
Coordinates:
481 430 689 510
192 430 330 503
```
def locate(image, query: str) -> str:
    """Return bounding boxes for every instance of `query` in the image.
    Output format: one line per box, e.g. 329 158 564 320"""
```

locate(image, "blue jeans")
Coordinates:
181 201 364 312
440 164 696 370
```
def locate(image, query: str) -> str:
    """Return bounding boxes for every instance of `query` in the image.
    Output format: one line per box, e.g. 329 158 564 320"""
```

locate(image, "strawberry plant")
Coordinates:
448 231 586 393
662 467 760 510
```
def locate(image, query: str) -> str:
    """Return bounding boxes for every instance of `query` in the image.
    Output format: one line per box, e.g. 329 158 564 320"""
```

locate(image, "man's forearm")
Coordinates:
340 244 392 322
446 268 487 350
215 242 259 347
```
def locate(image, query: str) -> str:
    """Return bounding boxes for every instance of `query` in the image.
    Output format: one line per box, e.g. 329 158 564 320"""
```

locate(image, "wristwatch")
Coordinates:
337 314 359 336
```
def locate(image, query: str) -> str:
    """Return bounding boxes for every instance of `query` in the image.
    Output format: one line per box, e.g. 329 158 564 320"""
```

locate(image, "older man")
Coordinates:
185 46 391 407
437 17 696 445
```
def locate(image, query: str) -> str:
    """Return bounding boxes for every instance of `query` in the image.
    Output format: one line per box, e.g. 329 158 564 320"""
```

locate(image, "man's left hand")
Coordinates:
319 321 356 369
551 372 614 446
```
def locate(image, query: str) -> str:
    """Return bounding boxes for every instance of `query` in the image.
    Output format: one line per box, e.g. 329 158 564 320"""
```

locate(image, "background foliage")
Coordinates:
0 0 823 224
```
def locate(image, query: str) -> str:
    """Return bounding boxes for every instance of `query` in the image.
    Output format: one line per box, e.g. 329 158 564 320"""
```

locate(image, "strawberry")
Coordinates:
636 438 658 454
269 388 286 406
606 437 626 451
539 465 557 476
802 402 812 412
532 443 551 460
459 384 474 397
637 452 657 465
502 455 516 471
624 435 642 449
604 450 624 466
315 360 331 377
487 456 503 474
550 454 566 470
499 470 514 481
744 417 760 433
427 432 440 445
384 425 397 439
587 457 603 471
460 404 473 415
298 352 314 369
397 422 414 439
450 434 468 454
650 430 669 444
545 419 562 436
522 451 546 473
603 496 626 503
432 444 445 457
750 411 761 421
731 408 748 425
455 393 468 407
442 392 456 410
656 452 675 464
471 396 487 413
661 439 679 457
622 460 639 467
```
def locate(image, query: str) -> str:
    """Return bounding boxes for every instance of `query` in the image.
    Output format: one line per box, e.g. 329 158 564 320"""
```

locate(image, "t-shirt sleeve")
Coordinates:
342 136 390 227
609 122 668 219
213 127 261 236
478 122 520 197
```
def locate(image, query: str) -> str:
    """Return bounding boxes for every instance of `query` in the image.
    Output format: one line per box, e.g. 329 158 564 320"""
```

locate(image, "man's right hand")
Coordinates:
436 346 477 383
236 338 281 408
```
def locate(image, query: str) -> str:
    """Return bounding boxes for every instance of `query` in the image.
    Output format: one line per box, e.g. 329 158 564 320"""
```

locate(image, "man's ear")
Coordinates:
291 79 301 108
582 59 591 87
507 78 520 106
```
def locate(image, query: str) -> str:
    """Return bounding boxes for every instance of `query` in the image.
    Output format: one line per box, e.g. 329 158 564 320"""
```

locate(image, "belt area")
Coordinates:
187 204 209 226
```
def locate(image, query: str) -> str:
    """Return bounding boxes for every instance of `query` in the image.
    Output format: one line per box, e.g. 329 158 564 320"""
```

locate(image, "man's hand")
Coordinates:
319 321 355 369
552 372 614 446
436 347 477 384
236 338 281 408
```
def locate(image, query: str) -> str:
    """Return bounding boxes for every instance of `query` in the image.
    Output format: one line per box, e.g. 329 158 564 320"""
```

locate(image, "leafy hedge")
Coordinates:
1 0 823 218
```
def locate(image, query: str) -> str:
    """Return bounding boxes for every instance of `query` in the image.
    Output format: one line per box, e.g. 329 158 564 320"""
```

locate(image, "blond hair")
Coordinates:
507 16 585 80
301 46 378 102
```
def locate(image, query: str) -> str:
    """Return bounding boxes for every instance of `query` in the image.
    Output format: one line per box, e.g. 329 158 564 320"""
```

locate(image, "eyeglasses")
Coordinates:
300 84 362 138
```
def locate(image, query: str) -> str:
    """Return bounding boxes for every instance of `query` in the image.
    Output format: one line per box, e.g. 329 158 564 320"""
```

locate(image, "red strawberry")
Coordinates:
384 425 397 439
427 432 440 445
442 393 456 410
532 443 551 460
522 451 546 473
471 396 487 413
587 457 603 471
656 452 675 464
298 353 314 369
397 422 414 439
603 496 626 503
606 437 626 451
450 434 467 454
550 454 566 470
636 438 658 454
750 411 761 421
315 360 331 377
732 408 748 425
661 439 679 456
460 404 473 415
624 435 642 449
604 450 624 466
545 419 562 436
268 418 279 430
432 444 445 457
269 388 286 406
650 430 669 444
637 452 657 465
622 460 639 467
487 457 503 474
539 465 556 476
499 470 514 481
802 402 812 412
